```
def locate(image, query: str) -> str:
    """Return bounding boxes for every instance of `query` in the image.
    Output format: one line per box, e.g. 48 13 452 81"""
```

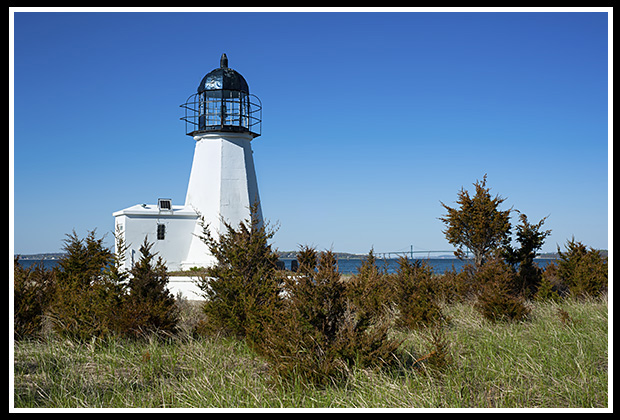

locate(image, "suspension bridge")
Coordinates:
371 246 472 260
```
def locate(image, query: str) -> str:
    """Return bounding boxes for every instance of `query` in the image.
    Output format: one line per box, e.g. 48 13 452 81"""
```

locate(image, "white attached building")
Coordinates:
113 53 263 273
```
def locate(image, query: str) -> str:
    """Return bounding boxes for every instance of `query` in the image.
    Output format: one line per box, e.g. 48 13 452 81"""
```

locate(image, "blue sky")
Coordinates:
11 10 610 255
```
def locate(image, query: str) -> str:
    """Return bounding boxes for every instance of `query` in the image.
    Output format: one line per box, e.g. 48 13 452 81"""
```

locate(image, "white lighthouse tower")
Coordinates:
180 53 263 269
113 54 263 271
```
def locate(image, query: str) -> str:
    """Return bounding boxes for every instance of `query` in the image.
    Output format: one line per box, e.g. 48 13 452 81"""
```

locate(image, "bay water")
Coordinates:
16 257 556 275
279 257 556 275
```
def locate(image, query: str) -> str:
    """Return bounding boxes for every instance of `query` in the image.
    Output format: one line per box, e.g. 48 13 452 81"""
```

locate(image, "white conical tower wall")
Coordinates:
181 131 262 269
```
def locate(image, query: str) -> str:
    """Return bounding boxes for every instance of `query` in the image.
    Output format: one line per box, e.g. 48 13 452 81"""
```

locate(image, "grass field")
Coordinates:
12 297 608 409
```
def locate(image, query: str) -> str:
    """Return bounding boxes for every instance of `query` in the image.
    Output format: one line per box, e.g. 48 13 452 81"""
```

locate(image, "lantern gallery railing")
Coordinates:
180 91 262 137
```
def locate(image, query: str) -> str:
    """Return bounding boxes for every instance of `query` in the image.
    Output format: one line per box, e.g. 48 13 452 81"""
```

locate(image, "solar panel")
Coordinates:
158 198 172 211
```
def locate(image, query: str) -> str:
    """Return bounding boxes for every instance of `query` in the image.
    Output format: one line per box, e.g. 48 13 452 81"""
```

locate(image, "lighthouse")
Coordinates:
113 54 263 271
180 53 263 269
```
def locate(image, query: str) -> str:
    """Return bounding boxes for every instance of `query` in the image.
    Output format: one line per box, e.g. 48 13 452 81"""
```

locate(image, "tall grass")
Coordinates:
13 297 608 408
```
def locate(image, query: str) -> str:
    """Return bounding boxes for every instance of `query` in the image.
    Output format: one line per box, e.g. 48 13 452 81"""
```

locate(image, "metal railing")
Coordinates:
180 91 262 137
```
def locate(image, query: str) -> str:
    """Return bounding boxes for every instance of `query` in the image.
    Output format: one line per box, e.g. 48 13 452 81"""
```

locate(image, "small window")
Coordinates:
157 224 166 240
158 198 172 211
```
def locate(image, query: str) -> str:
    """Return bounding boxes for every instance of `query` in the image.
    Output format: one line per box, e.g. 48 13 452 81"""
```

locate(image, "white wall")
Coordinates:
183 131 261 269
168 276 204 300
113 131 263 272
114 206 198 272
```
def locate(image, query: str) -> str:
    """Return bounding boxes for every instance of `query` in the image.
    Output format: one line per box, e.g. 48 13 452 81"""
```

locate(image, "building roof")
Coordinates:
112 204 198 218
196 53 250 94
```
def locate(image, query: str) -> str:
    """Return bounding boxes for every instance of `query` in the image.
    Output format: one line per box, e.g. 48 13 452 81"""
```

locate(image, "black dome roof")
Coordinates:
197 53 250 94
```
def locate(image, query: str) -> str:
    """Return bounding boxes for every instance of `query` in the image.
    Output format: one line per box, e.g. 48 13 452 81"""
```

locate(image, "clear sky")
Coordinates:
11 9 610 256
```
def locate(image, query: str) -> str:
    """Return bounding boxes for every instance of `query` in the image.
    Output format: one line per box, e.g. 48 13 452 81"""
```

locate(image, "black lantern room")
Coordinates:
181 53 262 137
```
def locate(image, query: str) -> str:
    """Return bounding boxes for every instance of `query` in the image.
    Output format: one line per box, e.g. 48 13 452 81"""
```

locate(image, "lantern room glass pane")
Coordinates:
181 91 261 137
198 90 250 130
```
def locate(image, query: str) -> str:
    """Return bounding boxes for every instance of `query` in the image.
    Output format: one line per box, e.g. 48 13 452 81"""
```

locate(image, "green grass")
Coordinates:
13 297 608 408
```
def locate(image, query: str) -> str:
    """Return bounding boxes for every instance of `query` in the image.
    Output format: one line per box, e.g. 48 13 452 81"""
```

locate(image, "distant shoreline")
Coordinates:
14 251 576 261
14 253 66 261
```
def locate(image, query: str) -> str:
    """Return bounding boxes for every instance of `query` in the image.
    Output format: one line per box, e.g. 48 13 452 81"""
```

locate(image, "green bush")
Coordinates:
439 175 512 269
13 257 56 339
502 213 552 298
437 263 479 302
196 204 282 347
556 238 607 298
47 230 121 341
260 248 401 385
392 257 444 329
473 257 530 322
118 238 179 338
535 261 563 302
346 250 393 320
38 229 178 341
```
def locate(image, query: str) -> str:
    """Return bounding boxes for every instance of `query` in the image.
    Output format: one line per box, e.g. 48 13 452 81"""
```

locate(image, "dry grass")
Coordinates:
13 297 608 408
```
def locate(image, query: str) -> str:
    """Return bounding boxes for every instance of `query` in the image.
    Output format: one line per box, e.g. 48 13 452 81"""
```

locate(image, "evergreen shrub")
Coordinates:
259 247 401 385
13 257 56 339
556 238 607 298
473 257 530 322
196 203 282 348
118 238 179 338
47 230 121 341
392 257 444 329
